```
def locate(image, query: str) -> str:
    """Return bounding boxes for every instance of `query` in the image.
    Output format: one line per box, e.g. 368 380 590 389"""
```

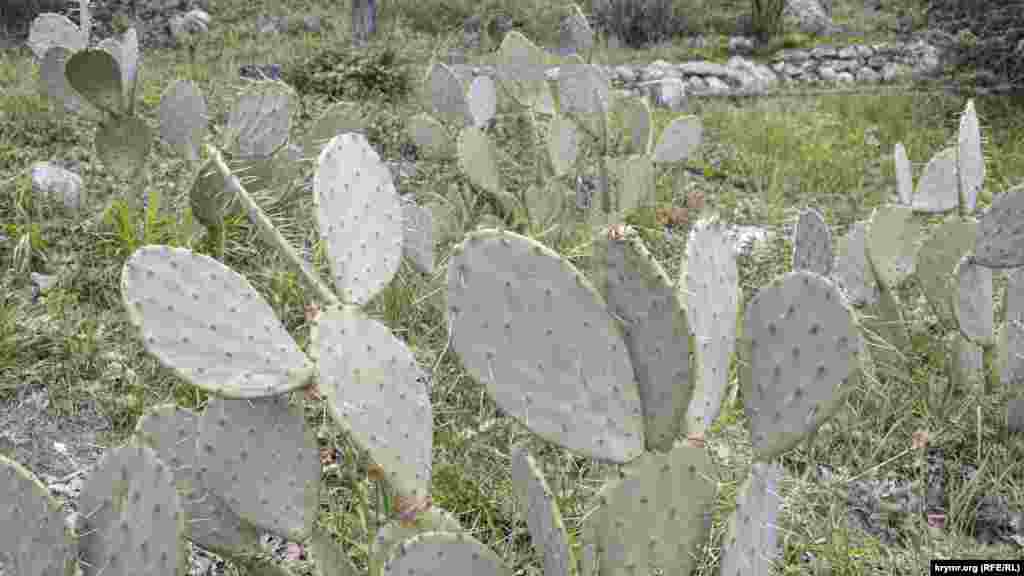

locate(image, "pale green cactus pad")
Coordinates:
134 404 262 558
833 221 880 307
370 508 463 575
610 154 656 215
383 532 513 576
511 443 576 576
96 115 151 180
40 46 97 120
408 112 453 158
65 49 124 114
609 96 653 155
866 204 919 290
548 113 580 177
582 444 716 576
197 396 320 541
402 197 436 275
28 13 86 58
652 115 702 164
592 225 694 453
77 441 186 576
427 62 470 126
495 31 555 114
792 207 832 276
999 270 1024 388
915 215 978 325
953 254 994 346
98 27 139 109
524 179 570 232
446 229 645 462
912 147 958 213
314 132 404 306
0 454 77 576
317 305 433 501
120 245 315 397
468 75 497 127
958 99 984 214
557 62 610 135
948 332 984 395
159 79 207 164
740 270 862 462
719 462 782 576
223 81 293 157
894 142 913 205
974 185 1024 269
681 218 740 436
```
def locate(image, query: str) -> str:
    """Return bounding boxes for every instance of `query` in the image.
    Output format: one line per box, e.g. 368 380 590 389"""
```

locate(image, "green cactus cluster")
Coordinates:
8 4 1024 576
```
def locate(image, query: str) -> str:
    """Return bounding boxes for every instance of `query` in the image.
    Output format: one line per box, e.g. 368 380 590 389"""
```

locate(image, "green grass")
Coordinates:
2 0 1024 574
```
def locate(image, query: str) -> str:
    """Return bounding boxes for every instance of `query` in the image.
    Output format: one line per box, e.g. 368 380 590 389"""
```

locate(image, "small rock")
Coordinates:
31 161 83 211
643 77 687 111
728 36 755 54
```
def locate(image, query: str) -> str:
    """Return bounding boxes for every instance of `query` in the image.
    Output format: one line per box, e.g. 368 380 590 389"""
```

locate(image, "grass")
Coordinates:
2 0 1024 573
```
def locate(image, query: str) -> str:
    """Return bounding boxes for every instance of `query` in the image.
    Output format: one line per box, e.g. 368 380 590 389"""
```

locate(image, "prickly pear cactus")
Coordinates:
866 204 919 290
121 245 315 398
792 207 832 276
316 305 433 502
134 404 263 557
915 215 978 325
581 443 716 576
314 132 404 306
739 270 863 462
77 441 186 576
158 79 207 164
974 185 1024 269
426 62 470 126
28 13 86 59
953 254 994 347
511 443 576 576
0 454 78 576
446 229 645 462
680 218 740 437
197 396 320 541
912 147 958 214
592 224 694 453
369 508 463 575
65 49 124 114
495 31 555 114
383 532 513 576
894 142 912 205
719 462 782 576
301 101 366 158
40 45 97 120
651 115 702 164
312 527 361 576
958 99 984 213
833 221 881 307
222 81 293 157
401 197 436 275
999 270 1024 388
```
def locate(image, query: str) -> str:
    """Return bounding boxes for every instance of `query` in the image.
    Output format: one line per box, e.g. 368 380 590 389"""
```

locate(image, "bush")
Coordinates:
587 0 706 48
926 0 1024 91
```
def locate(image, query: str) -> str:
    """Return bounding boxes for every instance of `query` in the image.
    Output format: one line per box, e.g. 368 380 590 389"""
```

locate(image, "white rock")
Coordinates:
30 162 83 211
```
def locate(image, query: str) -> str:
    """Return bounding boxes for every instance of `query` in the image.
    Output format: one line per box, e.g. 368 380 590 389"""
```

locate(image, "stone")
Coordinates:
728 36 755 55
615 65 636 83
31 161 83 211
643 77 687 111
856 67 881 83
881 62 910 82
784 0 834 35
704 76 731 94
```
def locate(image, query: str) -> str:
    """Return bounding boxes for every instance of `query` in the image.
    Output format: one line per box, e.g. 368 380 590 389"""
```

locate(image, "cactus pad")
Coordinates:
458 124 504 197
592 225 694 453
912 147 958 214
681 218 740 435
197 396 320 540
317 305 433 501
0 454 77 576
370 508 462 575
511 443 576 576
409 112 453 158
894 142 912 205
402 197 436 275
866 204 919 290
121 245 314 397
974 185 1024 269
301 101 365 158
495 31 555 114
792 207 832 276
719 462 782 576
159 79 207 164
953 255 994 346
96 115 151 180
740 270 862 462
582 444 715 576
652 115 703 164
224 81 293 157
447 229 645 462
77 441 186 576
427 62 470 126
916 215 978 325
134 404 262 557
1000 270 1024 388
609 96 652 155
314 132 404 305
548 113 580 178
557 62 610 134
40 46 96 120
383 532 512 576
98 28 138 109
833 221 880 307
65 49 124 114
958 99 984 214
468 75 497 127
